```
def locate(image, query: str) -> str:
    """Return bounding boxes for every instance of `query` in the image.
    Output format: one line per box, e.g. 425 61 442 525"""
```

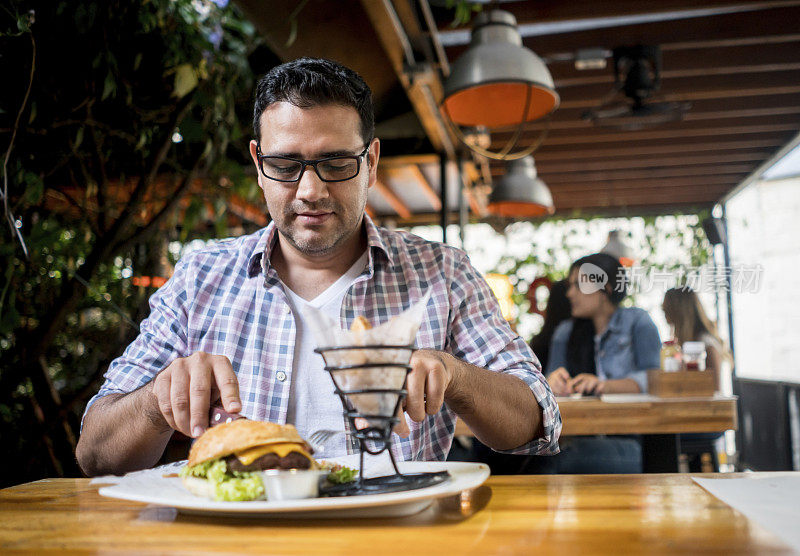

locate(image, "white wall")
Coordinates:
726 177 800 383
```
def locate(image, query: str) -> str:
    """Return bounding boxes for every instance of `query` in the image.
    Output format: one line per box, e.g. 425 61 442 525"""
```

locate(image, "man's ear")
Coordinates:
249 139 260 166
249 140 265 194
367 137 380 189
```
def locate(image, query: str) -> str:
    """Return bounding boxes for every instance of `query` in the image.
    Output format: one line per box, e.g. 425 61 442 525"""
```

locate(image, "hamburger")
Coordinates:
179 419 316 501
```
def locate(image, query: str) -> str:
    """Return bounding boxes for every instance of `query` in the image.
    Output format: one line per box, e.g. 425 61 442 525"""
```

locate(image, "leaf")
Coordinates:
73 127 84 150
101 72 116 100
24 174 44 204
285 19 298 48
173 64 198 98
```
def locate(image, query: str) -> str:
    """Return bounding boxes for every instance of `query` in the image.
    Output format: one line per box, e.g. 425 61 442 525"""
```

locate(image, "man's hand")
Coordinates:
151 352 241 438
568 373 604 395
547 367 572 396
393 349 455 438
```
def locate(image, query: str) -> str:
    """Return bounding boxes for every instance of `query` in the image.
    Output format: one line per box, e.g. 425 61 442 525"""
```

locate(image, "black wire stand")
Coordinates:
314 344 449 496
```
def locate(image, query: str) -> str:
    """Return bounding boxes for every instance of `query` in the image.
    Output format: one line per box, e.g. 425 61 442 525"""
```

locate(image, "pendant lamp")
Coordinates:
443 10 559 160
601 230 635 267
487 156 554 217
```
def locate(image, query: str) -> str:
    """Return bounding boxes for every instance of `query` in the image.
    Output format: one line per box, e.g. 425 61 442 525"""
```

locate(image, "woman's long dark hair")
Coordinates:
565 253 627 376
530 279 571 370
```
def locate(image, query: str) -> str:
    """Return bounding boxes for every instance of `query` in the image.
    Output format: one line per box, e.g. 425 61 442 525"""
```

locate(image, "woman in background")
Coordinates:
662 287 731 390
662 287 732 471
537 252 661 474
546 253 661 397
529 279 571 371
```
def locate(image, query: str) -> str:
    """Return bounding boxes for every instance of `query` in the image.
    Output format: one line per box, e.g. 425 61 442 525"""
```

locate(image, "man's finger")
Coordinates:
404 367 427 422
211 355 241 413
154 373 177 430
425 365 446 415
189 365 212 438
170 366 191 436
392 406 410 438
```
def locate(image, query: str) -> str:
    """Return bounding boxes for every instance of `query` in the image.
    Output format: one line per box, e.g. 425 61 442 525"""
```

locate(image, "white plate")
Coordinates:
97 461 489 519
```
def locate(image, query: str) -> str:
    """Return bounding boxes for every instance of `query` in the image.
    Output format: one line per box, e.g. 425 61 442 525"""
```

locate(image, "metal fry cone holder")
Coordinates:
314 344 449 496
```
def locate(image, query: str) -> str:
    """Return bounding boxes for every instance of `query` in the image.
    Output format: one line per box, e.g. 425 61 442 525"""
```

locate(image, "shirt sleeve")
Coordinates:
545 320 572 375
81 257 192 427
630 309 662 392
446 253 562 456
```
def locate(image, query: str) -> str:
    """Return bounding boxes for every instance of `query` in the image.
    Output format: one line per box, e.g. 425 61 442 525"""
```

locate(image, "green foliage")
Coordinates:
446 0 483 27
0 0 262 486
488 213 714 336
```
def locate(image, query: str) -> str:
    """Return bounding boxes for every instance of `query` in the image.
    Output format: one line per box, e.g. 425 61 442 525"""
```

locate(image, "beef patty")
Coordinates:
225 450 312 473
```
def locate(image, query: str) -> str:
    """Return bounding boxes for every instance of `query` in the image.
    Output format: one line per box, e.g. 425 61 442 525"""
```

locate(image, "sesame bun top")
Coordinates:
187 419 310 467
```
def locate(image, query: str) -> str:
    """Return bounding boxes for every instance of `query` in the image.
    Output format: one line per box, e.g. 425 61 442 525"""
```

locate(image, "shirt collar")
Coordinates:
246 214 393 278
363 213 393 266
605 307 625 334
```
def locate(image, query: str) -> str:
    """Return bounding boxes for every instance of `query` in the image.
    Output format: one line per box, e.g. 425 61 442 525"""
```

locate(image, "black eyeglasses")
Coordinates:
256 144 370 183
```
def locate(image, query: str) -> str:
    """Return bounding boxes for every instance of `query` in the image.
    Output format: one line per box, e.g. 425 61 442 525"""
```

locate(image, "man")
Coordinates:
76 58 561 476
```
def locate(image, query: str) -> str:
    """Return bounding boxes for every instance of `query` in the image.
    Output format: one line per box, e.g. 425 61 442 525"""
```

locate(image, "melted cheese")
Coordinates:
234 443 311 466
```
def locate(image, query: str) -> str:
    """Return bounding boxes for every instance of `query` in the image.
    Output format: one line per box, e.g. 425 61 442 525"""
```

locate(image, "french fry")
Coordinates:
350 315 372 331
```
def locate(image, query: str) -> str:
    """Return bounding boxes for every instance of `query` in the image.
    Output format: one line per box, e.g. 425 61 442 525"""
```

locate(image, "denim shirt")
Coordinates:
545 307 661 392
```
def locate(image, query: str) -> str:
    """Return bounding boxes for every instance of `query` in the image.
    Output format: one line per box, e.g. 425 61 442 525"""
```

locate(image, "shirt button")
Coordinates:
276 371 287 382
285 305 291 314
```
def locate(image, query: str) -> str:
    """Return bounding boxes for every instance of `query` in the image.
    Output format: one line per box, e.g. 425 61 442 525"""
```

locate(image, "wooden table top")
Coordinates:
1 472 793 554
455 394 738 437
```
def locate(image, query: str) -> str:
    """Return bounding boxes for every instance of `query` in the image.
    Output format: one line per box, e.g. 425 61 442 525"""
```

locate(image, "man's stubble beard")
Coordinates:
273 189 368 257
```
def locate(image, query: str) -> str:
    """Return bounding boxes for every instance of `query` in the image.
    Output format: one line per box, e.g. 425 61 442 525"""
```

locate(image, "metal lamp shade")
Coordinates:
443 10 559 128
488 156 555 217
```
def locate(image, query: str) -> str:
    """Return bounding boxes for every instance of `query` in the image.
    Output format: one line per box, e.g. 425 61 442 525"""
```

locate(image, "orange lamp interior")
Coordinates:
444 82 558 128
487 200 554 218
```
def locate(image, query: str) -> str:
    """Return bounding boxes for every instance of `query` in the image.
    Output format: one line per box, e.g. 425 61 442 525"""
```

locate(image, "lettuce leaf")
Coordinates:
327 465 358 484
180 459 264 501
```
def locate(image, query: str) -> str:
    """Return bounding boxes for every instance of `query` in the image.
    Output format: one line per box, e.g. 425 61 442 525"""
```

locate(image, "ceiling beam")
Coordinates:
534 151 773 173
526 6 800 56
555 62 800 88
233 0 398 106
533 137 788 159
540 164 755 182
437 0 800 30
407 165 442 211
373 180 413 219
559 85 800 110
661 32 800 50
547 175 744 192
553 187 733 206
360 0 456 158
549 42 800 81
494 123 800 146
519 106 800 131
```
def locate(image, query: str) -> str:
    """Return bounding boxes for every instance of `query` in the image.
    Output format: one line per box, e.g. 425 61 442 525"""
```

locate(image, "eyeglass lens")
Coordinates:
260 156 360 182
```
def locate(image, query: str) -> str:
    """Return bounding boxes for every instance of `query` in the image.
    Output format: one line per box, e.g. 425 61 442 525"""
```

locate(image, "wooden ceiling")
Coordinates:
235 0 800 225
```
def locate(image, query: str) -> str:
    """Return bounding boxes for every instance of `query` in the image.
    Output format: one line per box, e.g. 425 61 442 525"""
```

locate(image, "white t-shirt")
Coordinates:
283 250 369 457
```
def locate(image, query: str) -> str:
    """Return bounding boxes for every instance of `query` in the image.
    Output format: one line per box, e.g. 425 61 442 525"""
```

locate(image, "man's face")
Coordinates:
249 102 379 257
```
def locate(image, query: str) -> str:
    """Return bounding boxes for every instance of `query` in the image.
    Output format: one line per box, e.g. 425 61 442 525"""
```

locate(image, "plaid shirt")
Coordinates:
86 216 561 461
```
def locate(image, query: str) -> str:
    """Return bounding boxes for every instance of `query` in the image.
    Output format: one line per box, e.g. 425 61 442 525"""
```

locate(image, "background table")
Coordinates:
455 395 738 472
1 473 793 554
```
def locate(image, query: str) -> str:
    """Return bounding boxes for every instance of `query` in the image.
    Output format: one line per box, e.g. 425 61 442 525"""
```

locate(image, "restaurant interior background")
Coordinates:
1 0 799 488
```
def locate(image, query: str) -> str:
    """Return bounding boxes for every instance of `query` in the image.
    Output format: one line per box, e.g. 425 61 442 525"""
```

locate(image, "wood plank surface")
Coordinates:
455 395 738 437
0 473 793 554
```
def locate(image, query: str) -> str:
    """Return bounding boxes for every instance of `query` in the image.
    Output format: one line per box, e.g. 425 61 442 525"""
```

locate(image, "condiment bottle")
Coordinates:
660 340 682 372
682 341 707 371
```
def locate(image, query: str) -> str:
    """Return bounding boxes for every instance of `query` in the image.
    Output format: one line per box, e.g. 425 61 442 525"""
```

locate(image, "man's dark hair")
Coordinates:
252 57 374 144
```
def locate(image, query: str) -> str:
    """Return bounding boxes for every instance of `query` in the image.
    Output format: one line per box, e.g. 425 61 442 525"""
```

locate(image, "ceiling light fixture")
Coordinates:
487 156 555 217
442 10 559 161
